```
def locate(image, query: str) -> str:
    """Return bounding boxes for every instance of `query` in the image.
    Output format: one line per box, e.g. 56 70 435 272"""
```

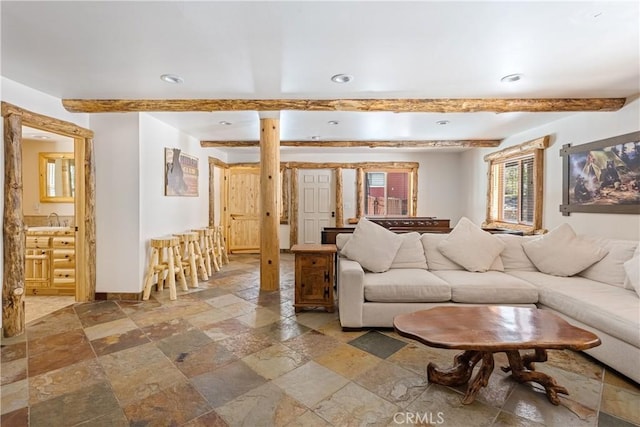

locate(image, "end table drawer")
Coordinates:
298 255 329 268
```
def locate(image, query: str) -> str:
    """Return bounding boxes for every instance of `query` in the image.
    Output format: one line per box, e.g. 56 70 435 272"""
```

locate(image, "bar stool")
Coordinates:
142 236 187 301
175 231 208 286
192 227 219 275
213 226 229 266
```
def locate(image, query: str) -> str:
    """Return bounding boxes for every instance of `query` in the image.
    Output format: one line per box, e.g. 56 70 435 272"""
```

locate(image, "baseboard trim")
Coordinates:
95 292 143 301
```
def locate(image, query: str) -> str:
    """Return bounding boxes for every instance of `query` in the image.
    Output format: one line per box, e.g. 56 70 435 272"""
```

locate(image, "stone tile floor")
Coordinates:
1 253 639 426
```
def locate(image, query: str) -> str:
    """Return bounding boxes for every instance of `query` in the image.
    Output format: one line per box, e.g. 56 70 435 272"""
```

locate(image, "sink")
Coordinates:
28 226 73 232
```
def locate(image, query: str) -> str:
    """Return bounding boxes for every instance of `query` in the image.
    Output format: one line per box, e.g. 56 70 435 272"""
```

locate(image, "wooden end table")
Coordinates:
291 244 337 313
394 306 601 405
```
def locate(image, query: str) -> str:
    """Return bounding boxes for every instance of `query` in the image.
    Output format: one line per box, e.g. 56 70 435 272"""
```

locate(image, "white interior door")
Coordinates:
299 169 335 244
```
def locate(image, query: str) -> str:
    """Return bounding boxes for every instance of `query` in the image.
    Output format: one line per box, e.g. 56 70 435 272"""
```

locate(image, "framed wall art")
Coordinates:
165 147 199 196
560 131 640 215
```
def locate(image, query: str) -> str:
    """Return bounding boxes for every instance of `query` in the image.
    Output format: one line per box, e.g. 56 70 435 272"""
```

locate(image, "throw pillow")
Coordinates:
437 217 506 272
494 234 538 272
421 233 463 270
522 223 609 277
624 248 640 298
390 232 428 269
579 238 638 288
341 218 403 273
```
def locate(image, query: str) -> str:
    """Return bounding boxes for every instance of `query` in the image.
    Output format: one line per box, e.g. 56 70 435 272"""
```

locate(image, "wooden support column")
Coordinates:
335 168 344 227
81 137 97 302
356 167 364 219
3 113 25 337
259 114 280 291
290 168 298 247
411 168 418 217
209 162 215 227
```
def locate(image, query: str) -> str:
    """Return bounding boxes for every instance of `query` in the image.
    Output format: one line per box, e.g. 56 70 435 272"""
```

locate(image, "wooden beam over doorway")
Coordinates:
201 140 501 148
62 98 626 113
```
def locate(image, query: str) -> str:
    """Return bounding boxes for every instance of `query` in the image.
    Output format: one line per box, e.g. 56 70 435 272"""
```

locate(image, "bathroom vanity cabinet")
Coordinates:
25 228 75 295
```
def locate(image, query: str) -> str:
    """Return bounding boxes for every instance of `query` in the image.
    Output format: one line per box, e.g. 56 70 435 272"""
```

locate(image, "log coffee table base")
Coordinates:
427 348 568 405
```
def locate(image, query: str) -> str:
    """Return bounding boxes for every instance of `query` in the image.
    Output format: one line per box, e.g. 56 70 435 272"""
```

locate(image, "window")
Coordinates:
490 156 534 224
485 136 549 233
364 170 410 216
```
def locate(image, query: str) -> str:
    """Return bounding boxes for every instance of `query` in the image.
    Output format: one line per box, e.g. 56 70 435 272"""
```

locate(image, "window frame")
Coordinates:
356 166 418 218
484 136 549 234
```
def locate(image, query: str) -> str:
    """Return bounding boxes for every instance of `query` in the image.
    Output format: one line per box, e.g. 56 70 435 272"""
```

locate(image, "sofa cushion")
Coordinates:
494 234 538 272
522 224 608 276
508 271 640 347
363 269 451 302
390 232 429 269
437 217 505 272
624 252 640 298
578 237 638 288
341 218 403 273
421 233 463 270
432 270 538 304
421 233 504 271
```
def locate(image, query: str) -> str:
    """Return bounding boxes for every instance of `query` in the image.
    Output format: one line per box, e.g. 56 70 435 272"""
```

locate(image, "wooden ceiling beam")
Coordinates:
201 139 501 148
62 98 626 113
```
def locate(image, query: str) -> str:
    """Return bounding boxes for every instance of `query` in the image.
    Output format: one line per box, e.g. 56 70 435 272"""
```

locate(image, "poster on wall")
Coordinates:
560 131 640 215
165 148 199 196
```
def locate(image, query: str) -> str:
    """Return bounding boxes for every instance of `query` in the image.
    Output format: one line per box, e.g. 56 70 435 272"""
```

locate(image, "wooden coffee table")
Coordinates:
394 306 600 405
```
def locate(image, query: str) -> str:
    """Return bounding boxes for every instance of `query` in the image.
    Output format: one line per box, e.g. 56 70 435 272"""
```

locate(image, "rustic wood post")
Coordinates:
209 161 215 227
259 115 280 291
290 168 298 247
411 167 418 217
356 167 364 219
83 137 97 301
3 114 25 337
335 168 343 227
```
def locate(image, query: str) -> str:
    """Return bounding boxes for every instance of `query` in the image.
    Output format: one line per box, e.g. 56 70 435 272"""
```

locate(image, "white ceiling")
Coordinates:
2 1 639 154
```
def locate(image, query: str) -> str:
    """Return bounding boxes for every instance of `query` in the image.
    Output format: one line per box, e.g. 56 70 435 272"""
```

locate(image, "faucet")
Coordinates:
47 212 60 227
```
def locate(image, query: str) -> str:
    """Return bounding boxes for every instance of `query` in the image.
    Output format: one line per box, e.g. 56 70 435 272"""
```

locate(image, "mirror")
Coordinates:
39 152 75 202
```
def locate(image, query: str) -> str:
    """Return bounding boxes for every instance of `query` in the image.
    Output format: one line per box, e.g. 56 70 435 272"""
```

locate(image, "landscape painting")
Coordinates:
561 131 640 215
165 148 199 196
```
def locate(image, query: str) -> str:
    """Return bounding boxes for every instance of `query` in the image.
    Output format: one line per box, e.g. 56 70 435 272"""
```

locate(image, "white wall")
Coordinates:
22 138 75 217
91 114 142 293
139 114 228 287
461 97 640 240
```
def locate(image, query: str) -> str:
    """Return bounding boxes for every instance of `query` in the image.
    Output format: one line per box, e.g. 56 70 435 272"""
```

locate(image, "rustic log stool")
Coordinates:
213 226 229 266
142 236 187 301
175 231 208 286
192 227 219 275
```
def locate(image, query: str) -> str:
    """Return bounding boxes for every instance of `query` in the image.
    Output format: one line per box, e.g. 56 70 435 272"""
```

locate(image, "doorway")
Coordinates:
298 169 335 244
22 126 76 297
2 102 96 337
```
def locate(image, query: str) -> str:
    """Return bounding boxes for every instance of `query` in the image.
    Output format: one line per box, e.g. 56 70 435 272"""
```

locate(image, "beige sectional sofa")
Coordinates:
336 218 640 383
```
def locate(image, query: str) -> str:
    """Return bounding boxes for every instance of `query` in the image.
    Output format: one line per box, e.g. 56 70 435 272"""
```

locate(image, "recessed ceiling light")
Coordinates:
311 135 321 140
219 121 232 126
436 120 450 126
160 74 184 84
331 74 353 84
500 73 523 83
35 135 51 139
328 120 339 125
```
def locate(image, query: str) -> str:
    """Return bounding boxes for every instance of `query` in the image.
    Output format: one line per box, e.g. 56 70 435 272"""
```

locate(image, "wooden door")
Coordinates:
299 169 335 244
228 168 260 253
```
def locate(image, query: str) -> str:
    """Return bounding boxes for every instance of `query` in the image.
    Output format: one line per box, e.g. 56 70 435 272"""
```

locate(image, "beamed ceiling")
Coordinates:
2 1 638 153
